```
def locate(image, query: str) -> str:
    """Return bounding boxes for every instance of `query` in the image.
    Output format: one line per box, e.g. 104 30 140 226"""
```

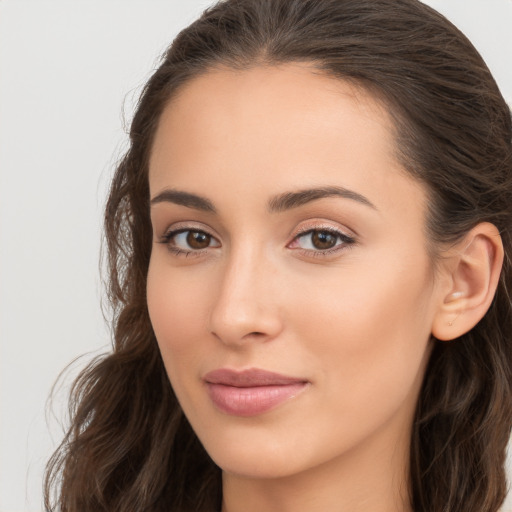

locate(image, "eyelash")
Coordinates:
159 228 217 258
159 225 356 258
290 227 356 257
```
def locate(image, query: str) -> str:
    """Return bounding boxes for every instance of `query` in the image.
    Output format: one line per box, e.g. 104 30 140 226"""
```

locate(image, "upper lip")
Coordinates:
203 368 308 387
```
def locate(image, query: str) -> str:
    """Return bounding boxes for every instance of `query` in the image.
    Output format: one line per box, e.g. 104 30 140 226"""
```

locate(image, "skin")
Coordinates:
147 64 448 512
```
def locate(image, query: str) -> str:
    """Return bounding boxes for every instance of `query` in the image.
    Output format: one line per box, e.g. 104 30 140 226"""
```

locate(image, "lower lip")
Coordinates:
206 382 308 417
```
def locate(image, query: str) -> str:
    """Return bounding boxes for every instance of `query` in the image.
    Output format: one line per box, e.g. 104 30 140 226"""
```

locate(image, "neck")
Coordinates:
221 422 412 512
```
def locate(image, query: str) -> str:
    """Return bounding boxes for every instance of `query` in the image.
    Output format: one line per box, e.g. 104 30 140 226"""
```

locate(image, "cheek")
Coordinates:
146 258 213 369
289 251 435 415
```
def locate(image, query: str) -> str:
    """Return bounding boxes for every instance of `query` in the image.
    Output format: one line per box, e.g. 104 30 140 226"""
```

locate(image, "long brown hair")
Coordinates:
44 1 512 510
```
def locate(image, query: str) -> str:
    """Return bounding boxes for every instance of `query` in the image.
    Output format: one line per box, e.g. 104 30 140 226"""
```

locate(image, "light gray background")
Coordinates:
1 1 511 511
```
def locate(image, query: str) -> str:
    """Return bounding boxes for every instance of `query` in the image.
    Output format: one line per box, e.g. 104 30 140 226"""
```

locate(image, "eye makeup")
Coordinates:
157 218 357 261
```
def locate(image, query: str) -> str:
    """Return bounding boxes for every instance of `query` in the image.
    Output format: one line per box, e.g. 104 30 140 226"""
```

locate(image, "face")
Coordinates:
147 64 442 480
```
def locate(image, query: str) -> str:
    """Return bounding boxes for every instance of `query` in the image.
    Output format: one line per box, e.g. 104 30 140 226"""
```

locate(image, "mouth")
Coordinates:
203 368 309 417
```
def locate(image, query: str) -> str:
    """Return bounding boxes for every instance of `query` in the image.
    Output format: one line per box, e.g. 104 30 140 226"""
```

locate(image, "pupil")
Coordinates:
312 231 336 249
187 231 210 249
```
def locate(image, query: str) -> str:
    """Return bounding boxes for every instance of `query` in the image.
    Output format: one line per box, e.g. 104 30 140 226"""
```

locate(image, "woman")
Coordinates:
44 0 512 511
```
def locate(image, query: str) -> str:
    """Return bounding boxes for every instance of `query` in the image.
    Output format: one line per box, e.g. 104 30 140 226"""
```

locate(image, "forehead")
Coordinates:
149 63 426 222
151 64 394 165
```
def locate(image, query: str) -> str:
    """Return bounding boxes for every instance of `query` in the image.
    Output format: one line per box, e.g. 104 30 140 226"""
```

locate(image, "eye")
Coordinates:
175 230 214 250
160 228 221 255
289 228 355 253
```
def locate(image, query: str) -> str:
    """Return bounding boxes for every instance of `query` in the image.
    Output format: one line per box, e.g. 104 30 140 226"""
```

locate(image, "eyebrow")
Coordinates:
150 189 216 213
150 185 376 213
268 186 377 212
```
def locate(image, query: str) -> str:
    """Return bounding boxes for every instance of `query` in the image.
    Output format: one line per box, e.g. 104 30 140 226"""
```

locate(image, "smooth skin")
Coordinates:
146 63 503 512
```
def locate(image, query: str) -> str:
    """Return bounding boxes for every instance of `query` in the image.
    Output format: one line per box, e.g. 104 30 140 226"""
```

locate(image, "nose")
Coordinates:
209 247 283 347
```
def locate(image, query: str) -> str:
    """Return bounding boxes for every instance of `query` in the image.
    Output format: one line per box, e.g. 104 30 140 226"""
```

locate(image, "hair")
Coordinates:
44 0 512 511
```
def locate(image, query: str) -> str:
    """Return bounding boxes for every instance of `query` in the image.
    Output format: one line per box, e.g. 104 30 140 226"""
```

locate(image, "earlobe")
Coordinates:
432 222 503 341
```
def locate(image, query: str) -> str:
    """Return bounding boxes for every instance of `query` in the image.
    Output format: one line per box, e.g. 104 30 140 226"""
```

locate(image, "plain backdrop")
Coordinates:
1 1 511 511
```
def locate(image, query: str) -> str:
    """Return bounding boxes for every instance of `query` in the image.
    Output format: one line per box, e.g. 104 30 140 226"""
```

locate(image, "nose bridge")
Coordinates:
209 239 281 345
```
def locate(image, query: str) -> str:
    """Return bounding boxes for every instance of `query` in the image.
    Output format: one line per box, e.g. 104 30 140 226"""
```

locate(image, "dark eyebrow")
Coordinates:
150 185 376 215
150 189 216 213
268 186 377 212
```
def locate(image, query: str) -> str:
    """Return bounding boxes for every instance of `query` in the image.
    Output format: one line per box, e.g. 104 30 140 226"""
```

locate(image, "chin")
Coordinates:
204 435 309 480
215 455 301 480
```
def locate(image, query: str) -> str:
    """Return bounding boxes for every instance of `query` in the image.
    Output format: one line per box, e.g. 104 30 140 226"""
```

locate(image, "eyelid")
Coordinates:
158 222 221 257
163 229 221 245
160 221 220 240
290 220 357 240
156 219 356 258
287 221 357 256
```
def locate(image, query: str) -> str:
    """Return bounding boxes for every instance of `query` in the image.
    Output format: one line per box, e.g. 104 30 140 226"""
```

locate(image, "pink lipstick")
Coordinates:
204 368 309 417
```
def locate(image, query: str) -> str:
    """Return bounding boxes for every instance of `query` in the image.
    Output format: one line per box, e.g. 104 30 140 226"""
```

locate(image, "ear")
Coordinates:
432 222 504 341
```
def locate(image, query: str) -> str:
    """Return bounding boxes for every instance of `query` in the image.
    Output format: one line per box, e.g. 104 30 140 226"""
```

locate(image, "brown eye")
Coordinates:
163 229 220 253
186 230 212 249
290 228 355 254
311 230 337 250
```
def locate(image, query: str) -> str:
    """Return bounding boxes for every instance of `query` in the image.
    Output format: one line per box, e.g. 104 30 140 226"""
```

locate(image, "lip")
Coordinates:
203 368 309 417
